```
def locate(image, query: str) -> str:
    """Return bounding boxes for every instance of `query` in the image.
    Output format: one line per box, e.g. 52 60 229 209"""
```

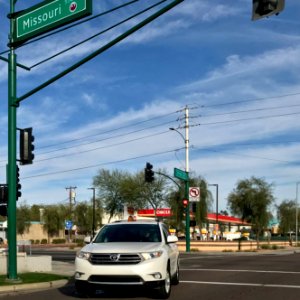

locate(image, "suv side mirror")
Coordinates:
167 235 178 243
84 236 92 244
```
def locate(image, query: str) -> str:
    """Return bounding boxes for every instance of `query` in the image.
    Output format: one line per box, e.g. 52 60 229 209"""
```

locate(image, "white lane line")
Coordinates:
181 268 300 274
180 281 300 289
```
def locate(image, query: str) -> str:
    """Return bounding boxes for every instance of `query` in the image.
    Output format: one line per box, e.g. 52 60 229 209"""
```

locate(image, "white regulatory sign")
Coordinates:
189 187 200 202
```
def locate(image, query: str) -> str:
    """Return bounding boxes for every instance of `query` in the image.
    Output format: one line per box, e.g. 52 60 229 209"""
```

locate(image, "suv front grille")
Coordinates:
89 253 142 265
88 275 143 285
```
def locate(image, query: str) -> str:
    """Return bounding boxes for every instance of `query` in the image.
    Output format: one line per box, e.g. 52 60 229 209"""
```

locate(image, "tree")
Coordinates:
30 204 42 221
228 176 274 248
277 200 297 235
93 169 130 222
16 203 31 235
136 170 170 212
192 177 213 227
167 175 212 231
42 205 66 241
74 201 92 235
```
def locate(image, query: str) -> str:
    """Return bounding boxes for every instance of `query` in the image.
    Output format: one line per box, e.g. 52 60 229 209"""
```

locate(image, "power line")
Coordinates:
190 146 293 164
0 0 140 55
38 110 180 151
38 119 177 156
200 103 300 118
37 130 170 162
22 147 184 180
30 0 169 69
201 91 300 109
191 111 300 127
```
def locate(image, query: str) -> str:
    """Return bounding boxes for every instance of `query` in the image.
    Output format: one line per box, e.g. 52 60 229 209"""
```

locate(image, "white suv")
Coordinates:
75 220 179 298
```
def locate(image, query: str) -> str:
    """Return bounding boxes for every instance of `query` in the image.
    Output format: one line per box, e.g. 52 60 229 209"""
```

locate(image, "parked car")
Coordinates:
75 220 179 298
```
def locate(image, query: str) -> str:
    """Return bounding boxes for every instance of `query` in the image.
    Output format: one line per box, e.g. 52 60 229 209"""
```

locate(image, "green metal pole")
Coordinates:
185 177 190 252
7 0 18 281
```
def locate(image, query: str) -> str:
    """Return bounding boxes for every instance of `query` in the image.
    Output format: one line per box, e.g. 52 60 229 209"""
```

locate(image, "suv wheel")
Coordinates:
171 261 179 285
156 267 171 299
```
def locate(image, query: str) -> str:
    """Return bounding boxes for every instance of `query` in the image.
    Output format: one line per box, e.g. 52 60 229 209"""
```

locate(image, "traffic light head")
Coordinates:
182 199 189 208
20 127 35 165
252 0 285 21
0 185 8 217
0 205 7 217
16 165 22 200
144 162 155 183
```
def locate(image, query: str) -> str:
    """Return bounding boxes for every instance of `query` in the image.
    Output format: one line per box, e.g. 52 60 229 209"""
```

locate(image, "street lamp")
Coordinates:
88 187 96 240
296 182 299 247
208 184 219 225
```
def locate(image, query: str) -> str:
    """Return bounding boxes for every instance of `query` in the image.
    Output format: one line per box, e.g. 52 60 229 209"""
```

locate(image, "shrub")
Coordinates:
41 239 48 244
35 239 40 244
190 248 200 252
261 244 271 249
52 238 66 244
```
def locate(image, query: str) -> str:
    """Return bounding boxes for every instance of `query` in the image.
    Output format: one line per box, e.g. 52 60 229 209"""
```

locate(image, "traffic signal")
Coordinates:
0 185 8 217
144 162 154 183
20 127 35 165
252 0 285 21
16 165 22 200
182 199 189 208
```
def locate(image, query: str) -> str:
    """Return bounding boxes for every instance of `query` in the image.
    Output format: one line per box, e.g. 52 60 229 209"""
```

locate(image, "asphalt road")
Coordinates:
4 251 300 300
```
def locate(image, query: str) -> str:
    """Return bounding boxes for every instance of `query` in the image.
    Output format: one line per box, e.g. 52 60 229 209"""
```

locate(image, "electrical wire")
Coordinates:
0 0 140 55
37 130 170 162
200 103 300 118
30 0 168 69
190 146 293 164
22 147 184 180
187 111 300 128
201 91 300 109
38 109 181 150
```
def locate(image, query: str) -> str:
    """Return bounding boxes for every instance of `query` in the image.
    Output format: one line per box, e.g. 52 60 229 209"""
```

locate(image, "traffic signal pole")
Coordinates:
7 0 18 281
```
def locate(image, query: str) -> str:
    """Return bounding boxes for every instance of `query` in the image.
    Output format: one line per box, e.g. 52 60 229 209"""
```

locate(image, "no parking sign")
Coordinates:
189 187 200 202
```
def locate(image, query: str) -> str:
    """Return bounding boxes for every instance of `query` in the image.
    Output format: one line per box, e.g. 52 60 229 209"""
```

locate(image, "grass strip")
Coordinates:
0 273 69 286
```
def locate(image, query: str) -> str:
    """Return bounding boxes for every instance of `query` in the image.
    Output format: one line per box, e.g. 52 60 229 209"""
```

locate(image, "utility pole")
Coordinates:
170 105 190 252
65 186 77 242
296 182 299 247
88 187 96 240
184 106 190 252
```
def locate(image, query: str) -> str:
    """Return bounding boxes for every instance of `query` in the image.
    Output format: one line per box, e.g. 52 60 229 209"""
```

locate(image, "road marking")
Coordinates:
181 268 300 274
180 280 300 289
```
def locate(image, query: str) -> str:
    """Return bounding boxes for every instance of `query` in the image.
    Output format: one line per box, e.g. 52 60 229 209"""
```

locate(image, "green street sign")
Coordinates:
174 167 188 181
12 0 92 46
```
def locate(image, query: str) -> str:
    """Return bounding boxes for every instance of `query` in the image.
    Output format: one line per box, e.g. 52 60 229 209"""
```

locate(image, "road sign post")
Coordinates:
11 0 92 46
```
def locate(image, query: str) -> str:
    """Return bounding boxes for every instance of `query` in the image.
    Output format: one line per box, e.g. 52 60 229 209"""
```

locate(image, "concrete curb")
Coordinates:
0 279 69 296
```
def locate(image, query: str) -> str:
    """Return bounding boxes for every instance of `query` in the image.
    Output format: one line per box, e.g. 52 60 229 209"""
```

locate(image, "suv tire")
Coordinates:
171 260 179 285
156 267 171 299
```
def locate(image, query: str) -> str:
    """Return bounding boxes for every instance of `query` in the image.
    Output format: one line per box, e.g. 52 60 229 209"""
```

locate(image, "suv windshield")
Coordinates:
94 224 162 243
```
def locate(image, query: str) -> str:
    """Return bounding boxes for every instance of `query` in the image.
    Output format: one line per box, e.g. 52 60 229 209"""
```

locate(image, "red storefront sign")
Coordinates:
137 208 172 217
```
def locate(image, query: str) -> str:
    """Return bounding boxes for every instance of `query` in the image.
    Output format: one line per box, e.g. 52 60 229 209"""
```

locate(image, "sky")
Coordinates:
0 0 300 215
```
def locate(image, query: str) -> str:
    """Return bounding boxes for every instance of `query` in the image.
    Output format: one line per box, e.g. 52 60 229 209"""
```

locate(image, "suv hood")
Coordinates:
82 242 163 253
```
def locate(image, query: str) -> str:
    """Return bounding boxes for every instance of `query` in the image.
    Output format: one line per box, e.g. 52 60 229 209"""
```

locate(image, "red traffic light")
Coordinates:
182 199 189 208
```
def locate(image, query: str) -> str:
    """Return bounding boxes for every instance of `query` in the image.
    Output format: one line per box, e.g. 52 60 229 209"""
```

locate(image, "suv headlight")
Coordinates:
141 250 163 261
77 251 91 260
